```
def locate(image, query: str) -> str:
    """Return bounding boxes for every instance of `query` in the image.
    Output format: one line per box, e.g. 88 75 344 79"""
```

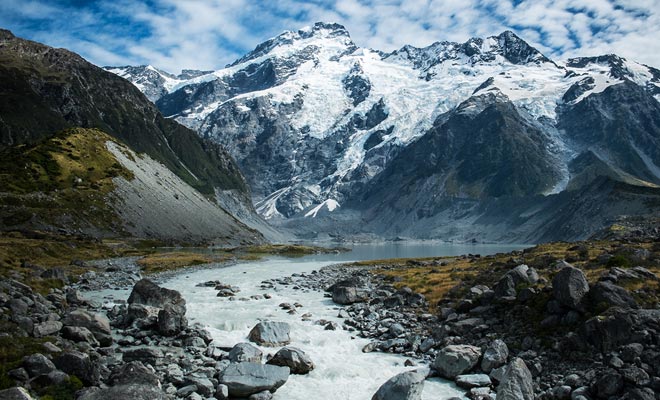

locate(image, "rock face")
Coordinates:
127 279 187 336
218 362 290 397
552 265 590 309
371 371 425 400
432 345 482 379
248 321 291 346
496 358 534 400
266 347 314 374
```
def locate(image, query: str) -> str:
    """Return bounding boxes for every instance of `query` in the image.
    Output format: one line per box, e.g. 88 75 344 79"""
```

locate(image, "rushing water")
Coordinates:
99 242 526 399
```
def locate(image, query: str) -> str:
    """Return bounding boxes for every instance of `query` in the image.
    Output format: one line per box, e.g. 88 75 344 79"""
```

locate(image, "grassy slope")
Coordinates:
0 128 134 234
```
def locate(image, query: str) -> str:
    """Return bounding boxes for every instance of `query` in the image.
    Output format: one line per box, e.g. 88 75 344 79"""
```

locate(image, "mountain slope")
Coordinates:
0 128 261 244
0 29 271 244
111 23 660 242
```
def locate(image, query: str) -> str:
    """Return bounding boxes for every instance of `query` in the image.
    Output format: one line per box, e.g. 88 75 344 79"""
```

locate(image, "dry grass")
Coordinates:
371 239 660 310
136 251 233 274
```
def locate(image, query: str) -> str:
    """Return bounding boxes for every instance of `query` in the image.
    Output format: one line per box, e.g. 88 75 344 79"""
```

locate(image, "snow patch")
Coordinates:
304 199 340 218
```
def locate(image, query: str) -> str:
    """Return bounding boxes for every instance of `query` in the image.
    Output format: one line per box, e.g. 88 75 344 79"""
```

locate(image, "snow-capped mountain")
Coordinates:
109 22 660 242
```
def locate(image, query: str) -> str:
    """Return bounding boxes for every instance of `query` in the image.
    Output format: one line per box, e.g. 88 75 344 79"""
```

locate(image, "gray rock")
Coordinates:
266 347 314 374
590 281 637 309
595 371 623 397
61 326 99 346
0 387 34 400
128 278 186 309
493 265 538 298
157 305 187 336
110 361 160 387
551 385 571 400
215 384 229 400
218 362 289 397
432 345 482 379
496 358 533 400
53 350 100 385
620 366 649 385
122 346 165 366
619 343 644 362
552 265 589 309
32 321 62 338
248 391 273 400
62 310 112 346
332 286 366 305
77 384 167 400
229 342 263 363
371 371 425 400
22 353 56 377
184 377 215 397
455 374 491 389
248 321 291 346
8 298 28 315
582 309 633 351
481 339 509 373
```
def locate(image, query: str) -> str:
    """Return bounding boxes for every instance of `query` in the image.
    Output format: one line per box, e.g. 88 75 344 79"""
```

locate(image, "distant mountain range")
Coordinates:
107 22 660 242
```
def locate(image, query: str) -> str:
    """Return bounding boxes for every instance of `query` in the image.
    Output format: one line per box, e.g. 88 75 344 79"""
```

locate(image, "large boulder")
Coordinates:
328 278 368 305
109 361 160 387
496 358 534 400
266 347 314 374
493 265 539 298
582 308 633 351
552 265 589 309
432 345 482 379
371 371 425 400
590 281 637 309
32 321 62 338
481 339 509 373
218 362 289 397
248 322 290 346
229 343 263 363
53 351 100 386
62 309 112 346
61 326 100 346
128 279 186 309
128 279 187 336
22 353 56 377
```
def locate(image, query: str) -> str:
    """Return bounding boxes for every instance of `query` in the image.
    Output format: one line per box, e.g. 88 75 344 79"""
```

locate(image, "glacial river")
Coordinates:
157 242 525 400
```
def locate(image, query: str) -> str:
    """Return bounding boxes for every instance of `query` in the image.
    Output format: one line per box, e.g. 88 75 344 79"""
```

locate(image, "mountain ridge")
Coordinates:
107 22 660 242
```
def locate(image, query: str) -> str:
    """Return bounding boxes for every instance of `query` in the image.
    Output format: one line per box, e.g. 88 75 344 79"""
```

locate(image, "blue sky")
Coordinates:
1 0 658 73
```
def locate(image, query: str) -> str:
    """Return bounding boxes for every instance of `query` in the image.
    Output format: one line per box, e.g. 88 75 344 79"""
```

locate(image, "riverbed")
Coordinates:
98 242 525 399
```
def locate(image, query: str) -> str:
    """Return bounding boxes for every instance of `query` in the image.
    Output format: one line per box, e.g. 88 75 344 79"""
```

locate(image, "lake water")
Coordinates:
158 242 524 400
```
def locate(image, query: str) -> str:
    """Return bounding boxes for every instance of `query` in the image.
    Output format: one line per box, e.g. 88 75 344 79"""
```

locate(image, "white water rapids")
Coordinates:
97 242 525 399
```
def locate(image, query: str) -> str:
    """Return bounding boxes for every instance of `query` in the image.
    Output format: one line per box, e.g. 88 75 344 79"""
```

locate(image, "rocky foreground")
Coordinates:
264 239 660 399
0 229 658 400
0 269 321 400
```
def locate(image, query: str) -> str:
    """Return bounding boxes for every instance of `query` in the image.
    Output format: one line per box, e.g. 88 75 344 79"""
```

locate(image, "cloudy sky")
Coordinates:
1 0 658 73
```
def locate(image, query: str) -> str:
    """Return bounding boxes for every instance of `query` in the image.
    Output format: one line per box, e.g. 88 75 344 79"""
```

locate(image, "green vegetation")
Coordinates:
0 128 134 234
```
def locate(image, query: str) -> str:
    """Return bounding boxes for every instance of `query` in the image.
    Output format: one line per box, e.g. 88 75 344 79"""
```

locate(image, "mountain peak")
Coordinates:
227 22 355 68
491 30 551 64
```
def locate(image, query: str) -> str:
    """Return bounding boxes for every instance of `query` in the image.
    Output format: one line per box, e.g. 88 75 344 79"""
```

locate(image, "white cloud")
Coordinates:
1 0 659 72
